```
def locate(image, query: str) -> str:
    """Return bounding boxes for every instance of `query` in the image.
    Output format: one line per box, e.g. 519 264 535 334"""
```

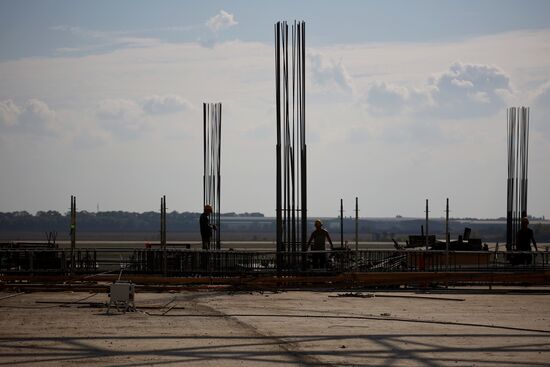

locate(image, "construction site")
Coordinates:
1 16 549 367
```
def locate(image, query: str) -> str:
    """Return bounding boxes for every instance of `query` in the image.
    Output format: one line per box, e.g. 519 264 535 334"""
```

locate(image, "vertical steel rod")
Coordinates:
425 199 429 250
203 102 222 251
161 195 167 275
340 199 344 248
275 21 307 271
355 197 359 251
506 106 530 250
445 198 449 271
70 195 76 275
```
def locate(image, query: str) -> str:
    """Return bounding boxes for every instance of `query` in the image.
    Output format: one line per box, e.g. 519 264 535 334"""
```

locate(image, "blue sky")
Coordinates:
3 0 550 59
1 0 549 218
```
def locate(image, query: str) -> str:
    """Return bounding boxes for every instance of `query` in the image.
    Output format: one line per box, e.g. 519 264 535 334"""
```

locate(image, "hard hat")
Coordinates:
315 219 323 227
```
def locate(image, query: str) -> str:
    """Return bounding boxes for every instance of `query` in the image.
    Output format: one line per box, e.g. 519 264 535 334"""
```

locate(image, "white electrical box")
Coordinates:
107 281 135 313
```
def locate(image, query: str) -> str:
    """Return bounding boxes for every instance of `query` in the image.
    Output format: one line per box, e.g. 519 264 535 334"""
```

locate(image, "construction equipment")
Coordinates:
107 281 135 314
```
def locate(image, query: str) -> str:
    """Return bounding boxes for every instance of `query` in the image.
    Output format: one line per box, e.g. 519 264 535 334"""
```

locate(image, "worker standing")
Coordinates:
516 217 538 265
200 204 217 250
307 219 334 269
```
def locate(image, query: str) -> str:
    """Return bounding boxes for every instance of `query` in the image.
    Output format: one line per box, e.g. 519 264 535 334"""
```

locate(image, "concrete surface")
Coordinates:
0 289 549 366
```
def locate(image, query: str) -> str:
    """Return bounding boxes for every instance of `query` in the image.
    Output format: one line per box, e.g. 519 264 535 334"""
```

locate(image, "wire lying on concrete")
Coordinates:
330 293 466 302
139 312 550 334
0 292 25 301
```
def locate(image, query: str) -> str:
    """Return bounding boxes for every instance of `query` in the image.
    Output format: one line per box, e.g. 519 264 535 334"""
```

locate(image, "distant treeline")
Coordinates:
1 211 549 242
0 211 263 232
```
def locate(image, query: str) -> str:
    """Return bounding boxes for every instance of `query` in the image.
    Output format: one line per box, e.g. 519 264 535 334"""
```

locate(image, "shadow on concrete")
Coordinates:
0 332 549 367
139 312 550 335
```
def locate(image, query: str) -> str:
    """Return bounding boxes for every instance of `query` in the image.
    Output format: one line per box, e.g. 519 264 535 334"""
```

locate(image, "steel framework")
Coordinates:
275 21 307 266
506 107 530 250
203 102 222 250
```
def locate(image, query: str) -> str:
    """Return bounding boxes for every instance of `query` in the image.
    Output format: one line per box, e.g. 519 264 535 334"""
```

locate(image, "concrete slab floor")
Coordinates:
0 289 549 366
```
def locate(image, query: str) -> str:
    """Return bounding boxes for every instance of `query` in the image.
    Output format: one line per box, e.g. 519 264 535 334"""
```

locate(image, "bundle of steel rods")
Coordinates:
275 20 307 259
203 102 222 250
506 106 529 250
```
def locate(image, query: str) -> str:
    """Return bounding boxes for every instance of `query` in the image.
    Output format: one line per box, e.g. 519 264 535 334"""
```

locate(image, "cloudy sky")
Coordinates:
1 0 549 218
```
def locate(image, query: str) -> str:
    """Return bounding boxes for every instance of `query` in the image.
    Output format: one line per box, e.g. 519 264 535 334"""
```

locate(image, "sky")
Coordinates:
0 0 549 218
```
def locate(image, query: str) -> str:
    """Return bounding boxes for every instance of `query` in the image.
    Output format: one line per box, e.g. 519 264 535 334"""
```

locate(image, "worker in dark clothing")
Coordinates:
307 219 333 269
515 217 538 265
199 204 216 250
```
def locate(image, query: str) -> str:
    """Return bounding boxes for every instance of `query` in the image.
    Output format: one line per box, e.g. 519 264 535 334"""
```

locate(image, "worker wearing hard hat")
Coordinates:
307 219 334 269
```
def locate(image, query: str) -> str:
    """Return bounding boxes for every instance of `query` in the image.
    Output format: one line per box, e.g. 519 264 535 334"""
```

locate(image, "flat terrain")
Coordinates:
0 289 549 366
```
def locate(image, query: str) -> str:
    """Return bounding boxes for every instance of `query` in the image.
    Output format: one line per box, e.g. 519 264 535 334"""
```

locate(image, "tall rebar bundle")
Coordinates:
203 102 222 250
506 106 530 250
275 21 307 263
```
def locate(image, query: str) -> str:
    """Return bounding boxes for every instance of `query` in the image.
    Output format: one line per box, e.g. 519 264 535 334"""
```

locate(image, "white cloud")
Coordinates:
533 81 550 108
51 25 161 55
206 10 238 33
1 29 549 217
429 62 511 117
50 25 105 39
142 94 192 115
366 82 409 116
96 99 141 120
532 81 550 135
72 128 111 149
96 99 144 139
0 99 20 127
94 95 193 139
0 99 58 135
364 62 512 118
21 99 56 122
309 53 354 94
451 79 474 88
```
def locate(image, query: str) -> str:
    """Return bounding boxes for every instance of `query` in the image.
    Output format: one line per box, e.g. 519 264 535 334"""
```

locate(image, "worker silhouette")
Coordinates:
515 217 538 265
200 204 217 250
307 219 333 269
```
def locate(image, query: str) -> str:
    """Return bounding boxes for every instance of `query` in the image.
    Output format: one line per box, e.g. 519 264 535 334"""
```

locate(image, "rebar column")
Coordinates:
506 107 530 250
355 197 359 252
445 198 450 271
160 195 167 274
203 102 222 250
275 21 307 270
340 199 344 247
160 195 167 247
70 195 76 275
425 199 429 250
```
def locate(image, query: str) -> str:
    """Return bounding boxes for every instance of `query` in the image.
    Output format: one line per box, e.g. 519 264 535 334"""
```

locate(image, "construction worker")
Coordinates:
200 204 217 250
307 219 333 269
515 217 538 264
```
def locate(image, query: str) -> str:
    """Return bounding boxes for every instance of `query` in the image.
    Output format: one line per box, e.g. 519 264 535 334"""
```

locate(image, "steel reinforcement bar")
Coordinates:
2 271 550 291
0 248 548 276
